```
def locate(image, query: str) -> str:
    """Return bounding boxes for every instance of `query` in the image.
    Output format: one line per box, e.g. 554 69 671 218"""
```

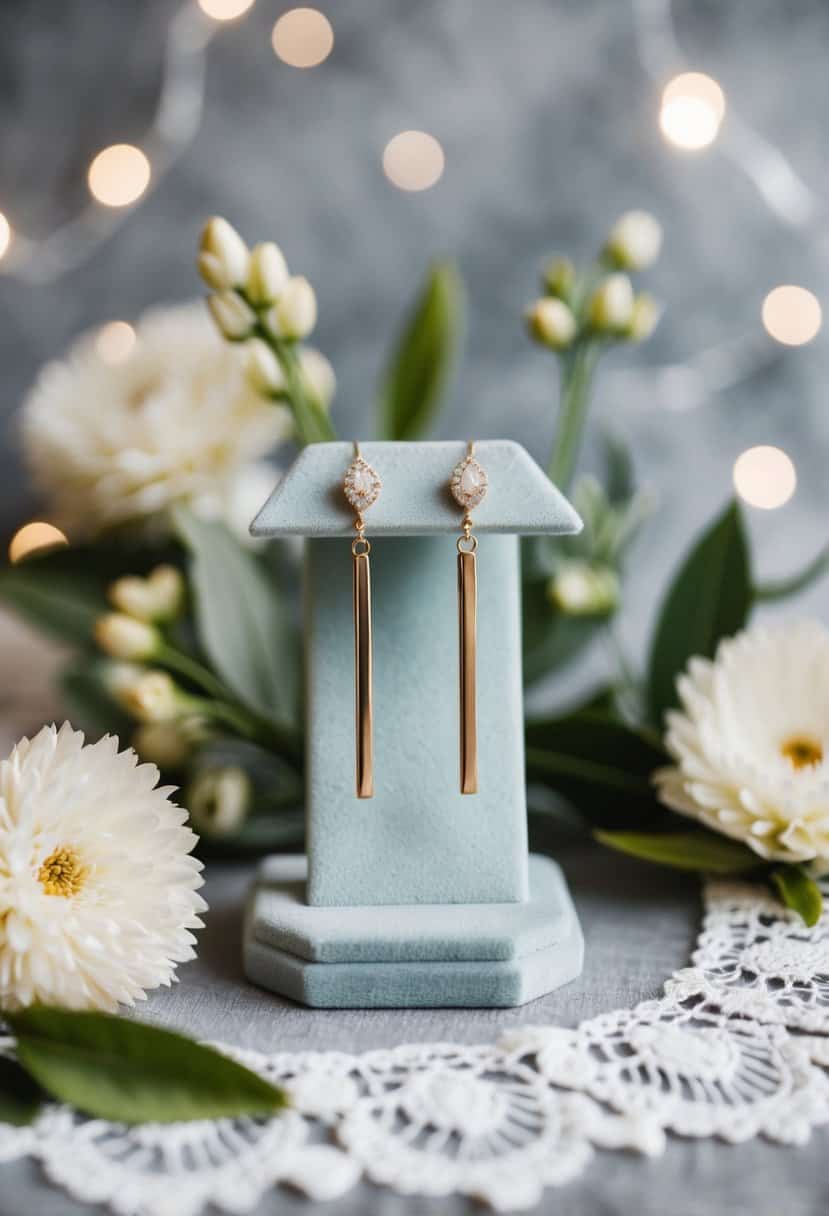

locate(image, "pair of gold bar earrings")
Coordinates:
343 441 488 800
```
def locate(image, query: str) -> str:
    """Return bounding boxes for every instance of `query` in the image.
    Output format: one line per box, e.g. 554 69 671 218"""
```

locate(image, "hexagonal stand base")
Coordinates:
243 853 583 1008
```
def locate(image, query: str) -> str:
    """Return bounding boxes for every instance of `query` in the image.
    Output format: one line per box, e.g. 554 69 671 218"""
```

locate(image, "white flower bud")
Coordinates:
300 347 336 408
627 293 661 342
548 563 620 617
109 565 184 623
102 661 145 698
207 291 256 341
121 670 181 723
247 242 289 306
542 257 575 299
198 217 250 290
526 298 578 350
267 276 317 340
187 766 252 838
605 211 663 271
133 723 193 769
244 338 286 396
588 274 635 333
94 613 160 660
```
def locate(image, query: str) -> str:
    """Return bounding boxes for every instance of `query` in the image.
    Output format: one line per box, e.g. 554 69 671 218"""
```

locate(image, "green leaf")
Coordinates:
0 563 105 645
595 829 761 873
755 542 829 602
378 262 464 441
601 431 636 504
771 866 823 926
7 1008 288 1125
522 579 603 684
0 1056 45 1126
647 501 751 727
174 509 299 731
525 713 669 828
60 657 133 739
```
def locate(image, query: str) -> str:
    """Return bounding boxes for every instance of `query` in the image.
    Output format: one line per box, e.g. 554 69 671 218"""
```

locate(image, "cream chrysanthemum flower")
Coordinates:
0 723 206 1011
655 621 829 867
21 302 290 539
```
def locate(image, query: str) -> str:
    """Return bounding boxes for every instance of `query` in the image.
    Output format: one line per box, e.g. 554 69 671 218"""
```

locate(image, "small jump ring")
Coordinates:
352 537 371 557
457 534 478 554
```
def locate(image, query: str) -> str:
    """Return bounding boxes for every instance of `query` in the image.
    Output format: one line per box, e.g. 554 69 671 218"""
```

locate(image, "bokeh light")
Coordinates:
383 131 445 192
272 8 334 68
733 445 797 510
0 211 11 261
9 522 69 565
88 144 151 207
96 321 137 364
762 285 822 346
198 0 255 19
660 72 725 150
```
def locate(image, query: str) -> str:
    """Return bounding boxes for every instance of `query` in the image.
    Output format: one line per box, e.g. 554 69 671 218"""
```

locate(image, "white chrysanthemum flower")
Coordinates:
655 621 829 867
0 723 206 1011
21 302 290 539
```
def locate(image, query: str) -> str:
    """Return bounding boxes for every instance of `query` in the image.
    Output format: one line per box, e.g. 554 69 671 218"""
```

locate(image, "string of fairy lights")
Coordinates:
2 0 823 561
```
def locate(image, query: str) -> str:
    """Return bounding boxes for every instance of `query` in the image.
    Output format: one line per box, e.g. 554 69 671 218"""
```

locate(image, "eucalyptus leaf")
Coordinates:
771 865 823 927
647 501 751 727
7 1008 288 1125
755 542 829 602
525 713 669 828
174 509 299 733
378 261 464 441
0 1056 45 1127
594 829 761 874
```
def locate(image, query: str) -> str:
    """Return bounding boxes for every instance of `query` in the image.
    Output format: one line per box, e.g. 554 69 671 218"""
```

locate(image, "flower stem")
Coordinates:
548 341 599 490
157 644 231 702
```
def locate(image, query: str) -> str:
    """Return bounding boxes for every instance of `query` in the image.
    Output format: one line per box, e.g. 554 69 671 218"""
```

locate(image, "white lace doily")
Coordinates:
4 877 829 1213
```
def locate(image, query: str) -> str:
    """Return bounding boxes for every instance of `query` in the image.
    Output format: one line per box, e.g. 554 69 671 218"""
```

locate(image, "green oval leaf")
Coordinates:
378 262 464 441
771 865 823 927
0 1056 45 1126
7 1008 287 1125
647 501 751 727
595 829 761 873
525 714 668 828
174 509 300 734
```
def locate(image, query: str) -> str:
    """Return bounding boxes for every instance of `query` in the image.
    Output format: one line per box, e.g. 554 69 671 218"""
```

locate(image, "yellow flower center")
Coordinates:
781 735 824 770
37 846 88 898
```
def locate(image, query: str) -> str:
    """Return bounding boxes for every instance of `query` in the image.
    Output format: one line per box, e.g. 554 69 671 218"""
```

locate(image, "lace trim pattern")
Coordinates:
3 879 829 1213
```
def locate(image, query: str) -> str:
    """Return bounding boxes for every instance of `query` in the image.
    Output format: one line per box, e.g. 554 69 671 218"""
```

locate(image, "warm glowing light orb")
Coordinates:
383 131 445 192
660 72 725 150
96 321 137 364
733 445 797 510
198 0 255 18
88 144 151 207
0 212 11 261
9 522 69 565
272 8 334 67
762 285 822 346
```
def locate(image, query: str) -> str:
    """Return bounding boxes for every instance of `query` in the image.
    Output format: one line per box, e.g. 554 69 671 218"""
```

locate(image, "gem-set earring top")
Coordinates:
343 443 382 799
450 442 488 795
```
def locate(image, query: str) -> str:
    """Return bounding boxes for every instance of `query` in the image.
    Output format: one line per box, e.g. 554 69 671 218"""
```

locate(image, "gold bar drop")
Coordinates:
458 548 478 794
353 549 374 798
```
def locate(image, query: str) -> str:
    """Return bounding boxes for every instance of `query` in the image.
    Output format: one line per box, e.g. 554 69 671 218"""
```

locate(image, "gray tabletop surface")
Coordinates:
2 839 827 1216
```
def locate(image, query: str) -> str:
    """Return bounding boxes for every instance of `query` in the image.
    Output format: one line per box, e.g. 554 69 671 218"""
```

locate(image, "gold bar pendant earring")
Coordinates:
450 442 488 795
343 443 382 798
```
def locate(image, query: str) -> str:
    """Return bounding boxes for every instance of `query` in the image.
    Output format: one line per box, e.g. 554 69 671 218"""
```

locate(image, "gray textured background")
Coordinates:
1 2 828 1212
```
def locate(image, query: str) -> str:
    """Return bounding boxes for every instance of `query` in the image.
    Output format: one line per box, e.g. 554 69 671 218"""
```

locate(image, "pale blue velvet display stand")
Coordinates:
244 441 585 1008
